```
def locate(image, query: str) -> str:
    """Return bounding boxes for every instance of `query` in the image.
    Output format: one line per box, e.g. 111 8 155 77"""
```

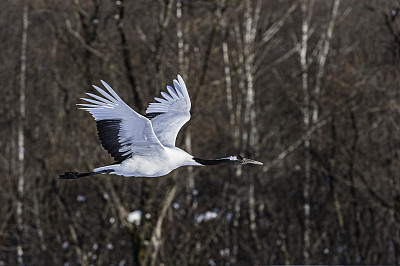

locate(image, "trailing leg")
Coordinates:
58 170 112 180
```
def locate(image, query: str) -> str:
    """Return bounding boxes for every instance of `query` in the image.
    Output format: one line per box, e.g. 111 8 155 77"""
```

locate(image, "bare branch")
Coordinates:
148 185 178 266
65 19 105 59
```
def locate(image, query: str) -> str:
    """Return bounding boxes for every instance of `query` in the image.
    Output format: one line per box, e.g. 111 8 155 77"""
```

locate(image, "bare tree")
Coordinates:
16 4 28 265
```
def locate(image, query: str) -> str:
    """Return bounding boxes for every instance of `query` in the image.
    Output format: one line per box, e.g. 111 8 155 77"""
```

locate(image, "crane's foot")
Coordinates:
58 171 81 179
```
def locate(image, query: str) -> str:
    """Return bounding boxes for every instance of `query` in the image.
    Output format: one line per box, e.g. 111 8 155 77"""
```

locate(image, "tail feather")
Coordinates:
58 170 112 180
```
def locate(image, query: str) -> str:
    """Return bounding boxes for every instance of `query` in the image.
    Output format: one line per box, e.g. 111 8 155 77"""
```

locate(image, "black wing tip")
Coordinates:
145 112 164 119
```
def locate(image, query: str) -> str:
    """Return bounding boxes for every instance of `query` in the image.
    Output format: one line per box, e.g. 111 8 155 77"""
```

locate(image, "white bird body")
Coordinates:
59 75 262 179
95 147 198 177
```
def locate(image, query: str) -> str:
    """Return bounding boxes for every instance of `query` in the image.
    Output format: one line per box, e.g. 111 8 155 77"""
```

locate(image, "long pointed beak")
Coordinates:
243 158 263 165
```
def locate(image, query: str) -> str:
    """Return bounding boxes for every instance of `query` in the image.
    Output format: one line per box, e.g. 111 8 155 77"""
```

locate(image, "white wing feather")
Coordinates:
145 75 191 147
78 80 164 161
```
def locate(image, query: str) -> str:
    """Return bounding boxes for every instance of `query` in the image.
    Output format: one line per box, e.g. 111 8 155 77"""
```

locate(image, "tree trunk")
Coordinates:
16 4 28 265
300 1 312 264
176 0 195 208
312 0 340 124
243 0 262 255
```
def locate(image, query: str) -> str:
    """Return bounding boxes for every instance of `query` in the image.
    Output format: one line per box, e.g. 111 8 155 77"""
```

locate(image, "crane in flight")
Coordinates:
59 75 262 179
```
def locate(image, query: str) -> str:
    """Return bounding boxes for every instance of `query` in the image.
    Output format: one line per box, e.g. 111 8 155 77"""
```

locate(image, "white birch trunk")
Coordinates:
176 0 195 206
17 4 28 264
229 0 296 259
222 40 234 134
221 3 239 262
233 25 245 155
300 1 312 264
243 0 262 252
223 23 244 264
33 190 47 254
232 197 241 262
177 0 184 70
312 0 340 124
300 2 340 263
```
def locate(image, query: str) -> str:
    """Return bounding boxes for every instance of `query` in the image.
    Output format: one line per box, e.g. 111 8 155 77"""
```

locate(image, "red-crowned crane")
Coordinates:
59 75 262 179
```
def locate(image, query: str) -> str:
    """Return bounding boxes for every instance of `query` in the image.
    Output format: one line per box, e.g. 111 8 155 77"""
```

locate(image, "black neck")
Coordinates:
193 157 238 166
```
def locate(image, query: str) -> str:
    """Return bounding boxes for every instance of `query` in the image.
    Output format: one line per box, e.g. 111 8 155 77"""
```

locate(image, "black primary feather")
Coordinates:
96 119 132 163
145 112 163 119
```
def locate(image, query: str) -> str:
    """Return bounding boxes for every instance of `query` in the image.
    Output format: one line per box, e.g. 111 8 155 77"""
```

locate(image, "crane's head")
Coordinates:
227 155 263 165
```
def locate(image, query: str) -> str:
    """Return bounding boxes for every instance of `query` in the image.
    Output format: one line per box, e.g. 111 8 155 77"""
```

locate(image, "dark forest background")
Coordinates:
1 0 400 265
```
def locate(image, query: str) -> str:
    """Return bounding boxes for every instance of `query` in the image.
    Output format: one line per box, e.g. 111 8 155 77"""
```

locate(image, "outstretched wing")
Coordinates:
145 75 191 147
78 80 164 163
